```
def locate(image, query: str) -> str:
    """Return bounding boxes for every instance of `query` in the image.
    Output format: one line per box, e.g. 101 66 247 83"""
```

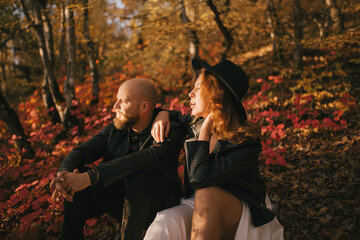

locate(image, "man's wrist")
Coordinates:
86 168 99 187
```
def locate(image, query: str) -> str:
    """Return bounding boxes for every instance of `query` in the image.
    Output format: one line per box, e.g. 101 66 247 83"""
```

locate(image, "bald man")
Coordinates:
50 79 186 240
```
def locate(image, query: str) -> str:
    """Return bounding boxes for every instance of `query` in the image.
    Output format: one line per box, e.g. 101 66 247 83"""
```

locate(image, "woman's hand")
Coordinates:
198 114 214 142
151 111 170 142
199 114 218 152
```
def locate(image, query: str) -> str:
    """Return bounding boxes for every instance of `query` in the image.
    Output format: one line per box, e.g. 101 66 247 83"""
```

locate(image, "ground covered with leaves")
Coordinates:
1 31 359 239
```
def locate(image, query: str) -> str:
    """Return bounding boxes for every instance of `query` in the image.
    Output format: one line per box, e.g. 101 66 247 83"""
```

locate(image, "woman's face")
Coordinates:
189 76 209 118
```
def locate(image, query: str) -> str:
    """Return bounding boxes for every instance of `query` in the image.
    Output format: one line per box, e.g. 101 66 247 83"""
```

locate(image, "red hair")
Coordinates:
195 69 260 143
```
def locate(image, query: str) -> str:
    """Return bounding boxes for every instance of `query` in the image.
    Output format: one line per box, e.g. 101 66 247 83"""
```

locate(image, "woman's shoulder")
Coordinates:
215 138 262 154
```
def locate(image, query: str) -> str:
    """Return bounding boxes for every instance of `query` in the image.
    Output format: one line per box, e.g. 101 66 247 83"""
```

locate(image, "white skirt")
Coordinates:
144 196 283 240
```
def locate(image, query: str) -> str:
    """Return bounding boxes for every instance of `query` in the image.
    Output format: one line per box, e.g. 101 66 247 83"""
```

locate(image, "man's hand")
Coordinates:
60 169 91 202
50 171 72 202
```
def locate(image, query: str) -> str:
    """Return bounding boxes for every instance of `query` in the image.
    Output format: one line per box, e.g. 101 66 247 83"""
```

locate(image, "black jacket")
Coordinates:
170 113 275 227
59 111 186 200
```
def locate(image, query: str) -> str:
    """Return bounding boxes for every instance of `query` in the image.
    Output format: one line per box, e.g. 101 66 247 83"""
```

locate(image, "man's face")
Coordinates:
113 84 140 130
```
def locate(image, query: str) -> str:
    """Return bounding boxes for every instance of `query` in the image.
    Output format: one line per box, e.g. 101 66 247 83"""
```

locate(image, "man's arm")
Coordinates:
58 123 112 172
95 122 186 187
50 124 112 201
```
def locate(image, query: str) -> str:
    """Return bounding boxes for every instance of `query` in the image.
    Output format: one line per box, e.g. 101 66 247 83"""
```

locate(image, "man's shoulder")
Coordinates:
101 122 115 132
100 122 128 136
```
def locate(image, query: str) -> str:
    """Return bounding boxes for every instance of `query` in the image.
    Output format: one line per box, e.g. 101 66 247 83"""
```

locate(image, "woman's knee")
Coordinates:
194 186 224 210
193 187 243 240
193 186 243 225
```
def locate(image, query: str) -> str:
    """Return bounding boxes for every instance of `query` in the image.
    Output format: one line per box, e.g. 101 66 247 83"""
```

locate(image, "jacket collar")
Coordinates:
189 118 204 138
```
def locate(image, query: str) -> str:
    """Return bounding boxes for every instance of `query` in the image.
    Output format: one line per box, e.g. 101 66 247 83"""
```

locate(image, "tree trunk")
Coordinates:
41 72 61 123
20 0 68 126
1 63 9 96
64 0 76 109
83 0 100 106
180 0 200 59
64 0 80 129
37 0 62 124
41 0 55 70
266 0 284 62
206 0 234 60
325 0 344 34
293 0 303 69
310 0 330 40
59 2 67 70
0 91 34 159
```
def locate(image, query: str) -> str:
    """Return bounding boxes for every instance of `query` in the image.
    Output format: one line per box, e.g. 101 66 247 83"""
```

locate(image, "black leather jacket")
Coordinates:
170 113 275 227
59 110 186 201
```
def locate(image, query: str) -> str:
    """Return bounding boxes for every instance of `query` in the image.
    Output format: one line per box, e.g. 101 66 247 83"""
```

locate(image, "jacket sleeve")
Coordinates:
185 140 261 189
168 110 193 126
58 124 112 172
95 122 186 187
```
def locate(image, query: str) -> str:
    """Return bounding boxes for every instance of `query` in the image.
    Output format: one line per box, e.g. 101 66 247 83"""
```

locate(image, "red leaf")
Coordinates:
43 211 52 222
178 165 184 175
19 189 30 200
278 157 287 166
7 167 21 180
340 119 347 125
278 130 285 137
32 198 43 210
271 131 277 140
323 118 331 123
20 211 36 224
84 227 94 236
86 218 97 227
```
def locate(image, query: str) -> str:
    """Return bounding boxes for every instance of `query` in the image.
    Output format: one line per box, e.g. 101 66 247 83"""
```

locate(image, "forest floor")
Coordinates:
245 31 360 240
0 31 359 239
88 31 360 240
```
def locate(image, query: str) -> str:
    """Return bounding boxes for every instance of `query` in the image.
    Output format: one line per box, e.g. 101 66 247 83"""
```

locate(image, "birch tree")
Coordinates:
82 0 100 105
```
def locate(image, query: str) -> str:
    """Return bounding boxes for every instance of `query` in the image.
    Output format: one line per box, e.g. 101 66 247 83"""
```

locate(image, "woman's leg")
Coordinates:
191 186 243 240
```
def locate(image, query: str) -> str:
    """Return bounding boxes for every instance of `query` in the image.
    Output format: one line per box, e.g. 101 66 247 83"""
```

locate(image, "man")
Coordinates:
50 78 185 240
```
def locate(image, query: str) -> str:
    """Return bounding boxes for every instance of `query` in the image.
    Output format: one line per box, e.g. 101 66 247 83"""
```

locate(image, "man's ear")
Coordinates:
140 101 150 113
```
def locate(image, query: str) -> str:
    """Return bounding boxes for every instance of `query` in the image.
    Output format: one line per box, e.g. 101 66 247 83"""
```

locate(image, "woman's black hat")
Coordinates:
191 57 249 119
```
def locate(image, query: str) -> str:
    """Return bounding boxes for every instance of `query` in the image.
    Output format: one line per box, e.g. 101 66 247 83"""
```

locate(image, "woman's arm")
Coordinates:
185 140 261 190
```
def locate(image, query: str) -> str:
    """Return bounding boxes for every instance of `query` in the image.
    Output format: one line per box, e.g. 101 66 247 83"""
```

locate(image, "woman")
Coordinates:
144 58 283 240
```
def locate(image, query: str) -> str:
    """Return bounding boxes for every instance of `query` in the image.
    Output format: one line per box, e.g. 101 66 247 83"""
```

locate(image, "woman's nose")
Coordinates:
188 90 194 98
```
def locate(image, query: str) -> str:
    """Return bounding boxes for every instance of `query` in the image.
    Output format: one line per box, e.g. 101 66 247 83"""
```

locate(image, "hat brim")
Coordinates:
191 58 247 119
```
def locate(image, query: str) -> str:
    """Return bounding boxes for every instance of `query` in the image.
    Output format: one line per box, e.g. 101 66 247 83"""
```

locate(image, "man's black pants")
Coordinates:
61 172 178 240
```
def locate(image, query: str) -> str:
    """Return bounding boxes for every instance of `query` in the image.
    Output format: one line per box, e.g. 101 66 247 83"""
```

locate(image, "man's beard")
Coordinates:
113 112 140 130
